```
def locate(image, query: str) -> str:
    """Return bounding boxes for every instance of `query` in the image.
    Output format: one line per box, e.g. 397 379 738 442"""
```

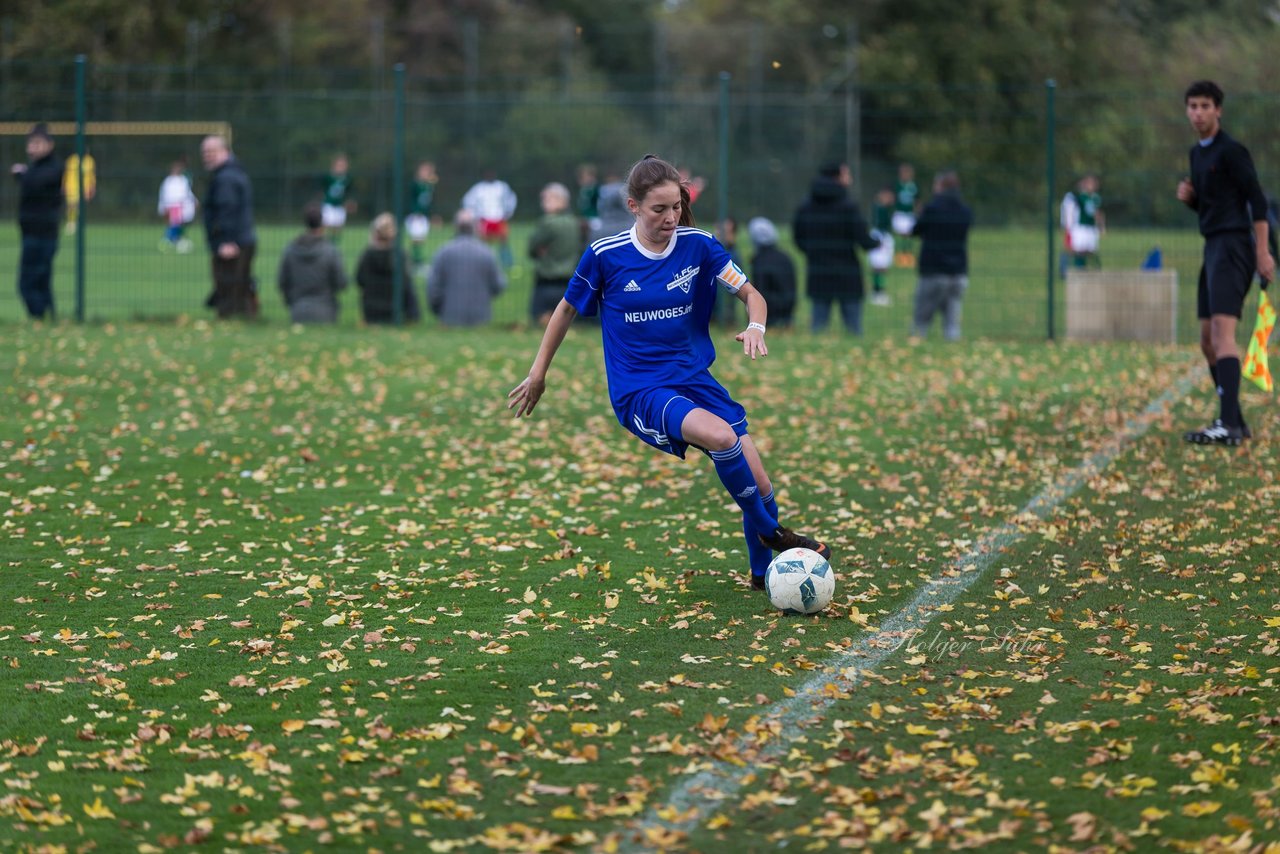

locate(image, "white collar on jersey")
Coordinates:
630 224 679 260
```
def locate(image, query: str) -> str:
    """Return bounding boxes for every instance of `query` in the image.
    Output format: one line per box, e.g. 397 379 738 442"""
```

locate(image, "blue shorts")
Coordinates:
614 372 748 459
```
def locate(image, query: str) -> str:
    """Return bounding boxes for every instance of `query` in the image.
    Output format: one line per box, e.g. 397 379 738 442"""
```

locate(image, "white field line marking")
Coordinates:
625 365 1199 846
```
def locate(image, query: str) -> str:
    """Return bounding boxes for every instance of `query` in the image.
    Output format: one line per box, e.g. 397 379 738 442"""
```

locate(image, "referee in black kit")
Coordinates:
1177 80 1274 446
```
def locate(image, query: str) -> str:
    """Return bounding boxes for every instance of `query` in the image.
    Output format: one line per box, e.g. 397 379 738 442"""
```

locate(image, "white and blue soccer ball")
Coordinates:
765 547 836 615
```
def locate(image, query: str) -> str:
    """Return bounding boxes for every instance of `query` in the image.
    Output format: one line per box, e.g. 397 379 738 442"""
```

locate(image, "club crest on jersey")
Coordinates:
666 265 699 294
624 280 641 292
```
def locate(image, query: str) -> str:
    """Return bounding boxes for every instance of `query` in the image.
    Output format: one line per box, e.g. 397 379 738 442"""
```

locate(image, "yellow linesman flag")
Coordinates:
1242 290 1276 392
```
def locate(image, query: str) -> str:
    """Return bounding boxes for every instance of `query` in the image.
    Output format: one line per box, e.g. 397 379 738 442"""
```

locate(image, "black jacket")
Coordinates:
204 156 257 248
16 153 64 239
913 190 973 276
792 175 879 300
356 245 420 324
751 244 797 321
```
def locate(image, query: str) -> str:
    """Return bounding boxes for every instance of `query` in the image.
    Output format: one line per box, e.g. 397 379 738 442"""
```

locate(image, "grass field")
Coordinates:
2 322 1277 851
0 221 1212 343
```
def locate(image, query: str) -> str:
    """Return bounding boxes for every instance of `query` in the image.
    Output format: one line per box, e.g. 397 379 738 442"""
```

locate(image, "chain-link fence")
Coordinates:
2 55 1274 341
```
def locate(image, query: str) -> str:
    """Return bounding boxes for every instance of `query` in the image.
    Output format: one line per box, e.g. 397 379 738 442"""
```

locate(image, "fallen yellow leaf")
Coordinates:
83 797 115 819
1181 800 1221 817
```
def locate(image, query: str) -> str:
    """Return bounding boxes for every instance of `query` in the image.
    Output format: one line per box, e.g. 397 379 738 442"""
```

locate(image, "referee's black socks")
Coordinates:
1217 356 1243 428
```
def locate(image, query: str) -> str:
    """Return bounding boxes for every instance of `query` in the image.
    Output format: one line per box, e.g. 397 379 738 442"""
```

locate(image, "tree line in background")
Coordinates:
9 0 1277 93
3 1 1279 227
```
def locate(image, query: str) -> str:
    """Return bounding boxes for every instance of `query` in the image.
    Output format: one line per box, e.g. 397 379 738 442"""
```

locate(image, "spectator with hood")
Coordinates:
278 203 347 324
792 161 879 334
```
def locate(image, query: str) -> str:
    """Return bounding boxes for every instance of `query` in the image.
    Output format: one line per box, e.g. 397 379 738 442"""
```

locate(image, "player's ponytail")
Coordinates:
678 182 695 227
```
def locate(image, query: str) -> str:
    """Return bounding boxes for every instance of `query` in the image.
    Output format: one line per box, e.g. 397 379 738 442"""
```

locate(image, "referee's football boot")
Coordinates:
1183 416 1251 439
1183 419 1245 446
759 526 832 561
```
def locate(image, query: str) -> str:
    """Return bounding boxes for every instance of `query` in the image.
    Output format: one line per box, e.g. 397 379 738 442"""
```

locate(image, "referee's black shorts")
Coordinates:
1197 231 1255 319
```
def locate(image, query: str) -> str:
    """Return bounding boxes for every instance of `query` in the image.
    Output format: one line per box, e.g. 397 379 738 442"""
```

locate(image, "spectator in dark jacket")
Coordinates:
356 213 419 325
11 123 64 320
278 204 347 324
911 170 974 341
747 216 796 329
201 135 258 318
792 162 880 334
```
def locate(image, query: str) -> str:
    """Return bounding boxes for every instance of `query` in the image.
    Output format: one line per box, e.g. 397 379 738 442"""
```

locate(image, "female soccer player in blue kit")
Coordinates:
508 154 831 590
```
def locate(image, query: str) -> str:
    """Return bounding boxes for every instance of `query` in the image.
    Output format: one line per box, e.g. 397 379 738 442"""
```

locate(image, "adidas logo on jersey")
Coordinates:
624 280 641 292
736 485 758 499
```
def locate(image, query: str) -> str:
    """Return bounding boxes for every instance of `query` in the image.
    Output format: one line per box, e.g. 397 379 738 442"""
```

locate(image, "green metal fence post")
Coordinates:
392 63 406 326
717 71 730 229
74 54 87 324
1045 78 1056 341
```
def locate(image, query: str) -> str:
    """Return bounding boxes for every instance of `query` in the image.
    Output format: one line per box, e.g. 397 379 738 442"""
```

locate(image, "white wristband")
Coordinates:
747 322 767 334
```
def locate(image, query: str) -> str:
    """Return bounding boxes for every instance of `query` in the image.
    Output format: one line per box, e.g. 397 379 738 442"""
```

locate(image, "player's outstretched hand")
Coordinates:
735 327 768 361
507 375 545 418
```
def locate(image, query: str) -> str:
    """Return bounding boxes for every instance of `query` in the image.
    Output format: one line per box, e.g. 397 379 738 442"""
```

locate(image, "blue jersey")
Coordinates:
566 225 746 406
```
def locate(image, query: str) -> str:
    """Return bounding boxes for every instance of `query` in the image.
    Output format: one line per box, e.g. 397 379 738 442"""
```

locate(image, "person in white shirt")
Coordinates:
158 157 198 253
461 170 517 268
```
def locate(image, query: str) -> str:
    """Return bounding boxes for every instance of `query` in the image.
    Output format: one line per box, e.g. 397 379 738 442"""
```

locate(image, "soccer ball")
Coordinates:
765 547 836 615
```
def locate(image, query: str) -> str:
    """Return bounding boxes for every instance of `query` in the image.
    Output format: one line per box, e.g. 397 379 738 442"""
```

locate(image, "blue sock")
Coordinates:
709 439 778 539
763 491 779 528
744 490 778 577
